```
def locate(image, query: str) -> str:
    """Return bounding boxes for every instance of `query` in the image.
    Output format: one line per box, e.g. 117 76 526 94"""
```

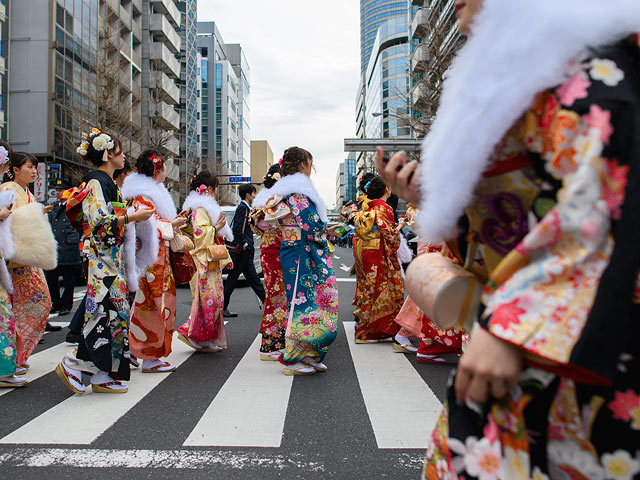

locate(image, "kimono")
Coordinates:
422 38 640 480
251 187 287 354
121 173 176 361
177 192 232 347
353 198 403 341
0 182 51 367
0 190 16 378
264 173 338 365
352 195 369 320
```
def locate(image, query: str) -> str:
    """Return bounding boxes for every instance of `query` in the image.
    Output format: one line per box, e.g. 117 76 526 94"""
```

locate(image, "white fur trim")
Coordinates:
0 189 16 262
9 202 57 270
397 236 413 265
123 211 159 293
418 0 640 241
269 173 328 222
121 173 177 220
253 187 273 209
183 191 233 241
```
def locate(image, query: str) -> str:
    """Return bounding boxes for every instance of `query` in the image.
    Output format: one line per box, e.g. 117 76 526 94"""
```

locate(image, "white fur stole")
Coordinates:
121 173 177 220
253 186 273 209
268 173 328 223
123 212 159 293
418 0 640 242
0 190 15 292
183 191 233 241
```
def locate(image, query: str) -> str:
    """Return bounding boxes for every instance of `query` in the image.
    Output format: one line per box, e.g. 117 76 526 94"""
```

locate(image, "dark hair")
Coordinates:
263 163 281 189
113 159 132 180
80 130 123 167
358 172 376 193
190 170 219 192
365 175 387 200
3 152 37 183
238 183 256 200
280 146 312 177
135 149 164 178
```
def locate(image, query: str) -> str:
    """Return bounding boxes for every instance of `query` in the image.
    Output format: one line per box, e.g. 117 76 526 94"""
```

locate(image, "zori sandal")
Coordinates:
56 362 86 395
142 361 177 373
0 376 28 388
260 352 281 361
283 363 316 376
392 342 418 353
177 333 203 351
91 381 128 394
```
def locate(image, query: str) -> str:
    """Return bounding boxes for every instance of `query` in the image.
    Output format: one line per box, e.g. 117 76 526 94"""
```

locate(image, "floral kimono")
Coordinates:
352 195 369 320
251 187 287 354
0 189 16 378
420 19 640 480
264 173 338 365
353 198 403 341
121 173 176 361
177 192 233 347
0 181 51 367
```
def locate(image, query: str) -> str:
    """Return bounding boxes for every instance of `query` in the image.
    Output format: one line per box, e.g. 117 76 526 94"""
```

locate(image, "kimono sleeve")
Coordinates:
374 203 401 252
192 207 216 254
83 179 122 247
287 194 327 245
354 210 376 238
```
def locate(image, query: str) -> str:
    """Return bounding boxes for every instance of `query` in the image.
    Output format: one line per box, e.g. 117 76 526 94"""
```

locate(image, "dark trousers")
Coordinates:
69 294 86 333
223 247 265 309
45 265 77 311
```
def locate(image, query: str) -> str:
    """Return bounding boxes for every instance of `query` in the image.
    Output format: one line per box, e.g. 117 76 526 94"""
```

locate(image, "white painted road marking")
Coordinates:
340 264 351 272
0 448 326 471
336 278 356 283
0 332 196 445
333 255 341 260
344 322 442 449
184 334 293 447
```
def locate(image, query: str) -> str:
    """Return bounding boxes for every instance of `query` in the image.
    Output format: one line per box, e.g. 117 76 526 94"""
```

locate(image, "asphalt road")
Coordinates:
0 246 456 480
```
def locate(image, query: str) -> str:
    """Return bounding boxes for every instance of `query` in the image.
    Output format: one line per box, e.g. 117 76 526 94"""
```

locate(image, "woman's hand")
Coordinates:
171 215 187 229
215 213 227 231
455 326 523 404
327 224 340 236
375 147 422 205
0 206 11 222
43 204 54 214
131 207 155 223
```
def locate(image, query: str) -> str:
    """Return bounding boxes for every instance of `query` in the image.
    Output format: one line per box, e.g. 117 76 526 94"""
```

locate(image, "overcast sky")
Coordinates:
197 1 361 208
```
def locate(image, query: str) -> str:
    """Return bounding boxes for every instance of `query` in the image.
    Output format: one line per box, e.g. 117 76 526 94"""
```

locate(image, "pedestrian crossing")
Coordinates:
0 320 447 456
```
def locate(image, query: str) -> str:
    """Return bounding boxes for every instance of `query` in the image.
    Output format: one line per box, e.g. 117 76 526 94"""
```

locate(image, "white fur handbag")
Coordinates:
9 202 58 270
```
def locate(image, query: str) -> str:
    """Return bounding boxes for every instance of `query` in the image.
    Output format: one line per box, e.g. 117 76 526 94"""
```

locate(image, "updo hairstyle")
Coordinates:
365 176 388 200
280 147 312 177
82 130 122 167
3 152 37 183
263 163 281 189
358 172 376 194
135 149 164 178
190 170 219 192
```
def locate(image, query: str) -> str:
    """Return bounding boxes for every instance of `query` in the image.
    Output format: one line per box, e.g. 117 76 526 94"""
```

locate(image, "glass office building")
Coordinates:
360 0 408 72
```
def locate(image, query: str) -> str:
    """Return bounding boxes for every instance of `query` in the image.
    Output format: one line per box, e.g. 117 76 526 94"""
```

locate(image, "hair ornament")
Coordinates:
364 180 372 192
278 158 283 166
150 154 163 176
196 184 207 195
0 146 9 165
76 141 89 157
92 133 115 153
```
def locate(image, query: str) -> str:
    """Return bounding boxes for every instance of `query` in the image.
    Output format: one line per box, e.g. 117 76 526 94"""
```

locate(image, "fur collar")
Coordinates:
123 212 159 293
253 186 273 209
0 190 15 292
121 173 177 220
183 191 233 241
418 0 640 241
270 173 328 222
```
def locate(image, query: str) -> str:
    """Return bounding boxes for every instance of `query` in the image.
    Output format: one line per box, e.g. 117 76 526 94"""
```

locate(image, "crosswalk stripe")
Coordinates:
0 342 76 398
183 334 293 448
0 332 196 445
336 278 356 283
344 322 442 449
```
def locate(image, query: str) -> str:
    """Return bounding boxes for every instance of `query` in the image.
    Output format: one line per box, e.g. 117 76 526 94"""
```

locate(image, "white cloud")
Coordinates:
197 1 360 209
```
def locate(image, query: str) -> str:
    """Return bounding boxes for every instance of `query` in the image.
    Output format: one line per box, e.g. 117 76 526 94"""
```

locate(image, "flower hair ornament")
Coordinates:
76 128 115 162
150 154 163 177
278 158 283 166
196 184 207 195
0 146 9 166
264 171 281 182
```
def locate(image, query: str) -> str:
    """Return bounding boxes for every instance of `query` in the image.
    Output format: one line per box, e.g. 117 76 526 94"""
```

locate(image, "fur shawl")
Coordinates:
253 186 273 209
121 173 177 220
183 191 233 241
0 190 15 292
123 212 159 293
269 173 328 223
417 0 640 241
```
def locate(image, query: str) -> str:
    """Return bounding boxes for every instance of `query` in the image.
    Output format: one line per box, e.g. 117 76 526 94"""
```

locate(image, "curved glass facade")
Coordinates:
360 0 408 72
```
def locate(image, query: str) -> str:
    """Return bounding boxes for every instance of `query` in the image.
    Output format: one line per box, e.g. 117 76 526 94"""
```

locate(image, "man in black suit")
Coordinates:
223 184 265 317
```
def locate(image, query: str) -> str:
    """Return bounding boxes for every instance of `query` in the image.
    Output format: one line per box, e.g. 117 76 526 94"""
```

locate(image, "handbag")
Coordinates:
169 227 194 253
170 250 197 285
208 244 230 262
405 252 483 332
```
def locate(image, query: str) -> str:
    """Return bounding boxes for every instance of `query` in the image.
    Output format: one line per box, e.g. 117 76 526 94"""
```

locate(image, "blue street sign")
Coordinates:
229 176 251 183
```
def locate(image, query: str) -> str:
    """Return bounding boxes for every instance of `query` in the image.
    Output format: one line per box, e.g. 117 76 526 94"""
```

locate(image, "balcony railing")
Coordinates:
149 0 181 28
152 71 180 104
150 14 181 54
410 7 429 39
154 101 180 130
150 42 181 79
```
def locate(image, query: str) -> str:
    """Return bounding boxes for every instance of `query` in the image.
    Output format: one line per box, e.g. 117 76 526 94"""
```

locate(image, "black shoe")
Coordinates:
223 309 238 318
50 306 59 314
58 308 71 316
45 322 63 332
65 331 82 344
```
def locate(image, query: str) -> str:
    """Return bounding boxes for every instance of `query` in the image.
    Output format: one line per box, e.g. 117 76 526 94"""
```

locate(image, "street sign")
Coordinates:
229 176 251 184
34 163 46 202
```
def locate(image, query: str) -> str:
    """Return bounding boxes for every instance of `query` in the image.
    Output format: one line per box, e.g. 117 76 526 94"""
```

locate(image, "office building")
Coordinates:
250 140 273 192
360 0 409 73
335 153 357 209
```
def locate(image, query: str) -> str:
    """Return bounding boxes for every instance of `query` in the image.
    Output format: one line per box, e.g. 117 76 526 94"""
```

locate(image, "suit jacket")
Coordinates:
49 201 81 266
232 201 253 248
